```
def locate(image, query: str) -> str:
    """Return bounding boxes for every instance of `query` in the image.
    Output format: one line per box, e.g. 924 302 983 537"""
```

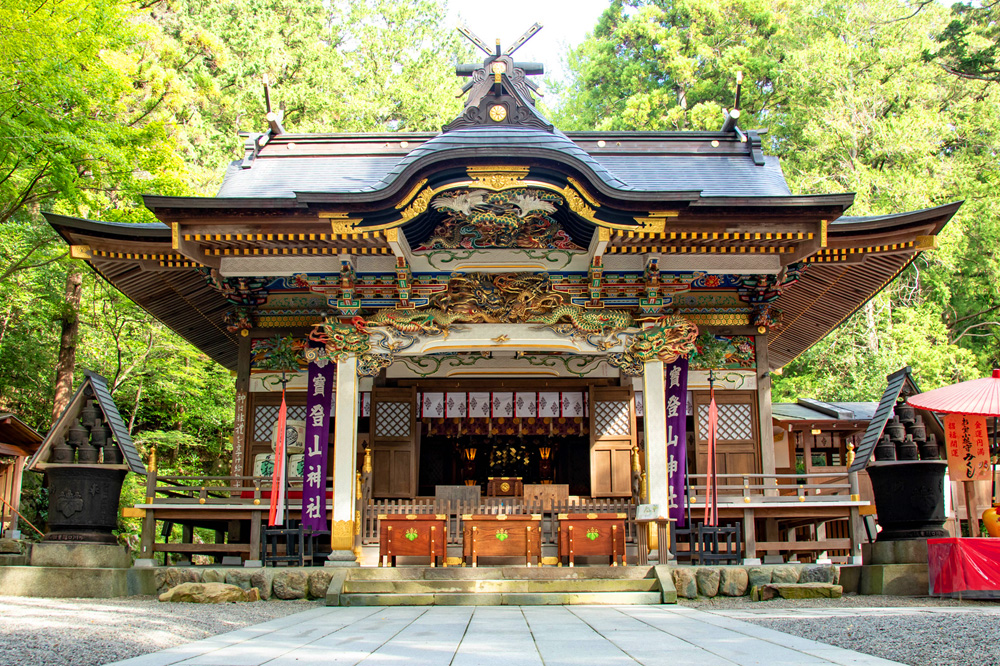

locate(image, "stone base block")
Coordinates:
653 565 677 604
864 539 929 565
838 565 861 594
859 563 929 596
0 566 135 598
0 554 28 566
30 542 130 569
756 583 843 601
324 550 360 567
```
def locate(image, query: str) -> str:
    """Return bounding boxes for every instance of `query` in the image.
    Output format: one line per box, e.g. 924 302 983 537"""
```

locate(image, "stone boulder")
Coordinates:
273 570 308 600
770 565 800 584
672 568 698 599
718 567 749 596
308 570 335 599
746 566 771 589
159 582 260 603
201 569 227 584
155 568 200 594
695 567 721 597
252 568 275 600
0 539 23 554
800 564 836 584
225 568 255 591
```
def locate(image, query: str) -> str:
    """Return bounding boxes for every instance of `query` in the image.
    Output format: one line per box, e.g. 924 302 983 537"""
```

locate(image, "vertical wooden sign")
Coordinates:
944 413 991 481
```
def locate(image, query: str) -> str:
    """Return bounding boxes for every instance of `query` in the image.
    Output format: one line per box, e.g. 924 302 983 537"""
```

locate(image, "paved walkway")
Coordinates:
109 605 902 666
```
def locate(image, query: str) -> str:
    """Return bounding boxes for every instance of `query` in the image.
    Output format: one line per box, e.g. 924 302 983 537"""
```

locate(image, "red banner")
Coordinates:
268 391 288 526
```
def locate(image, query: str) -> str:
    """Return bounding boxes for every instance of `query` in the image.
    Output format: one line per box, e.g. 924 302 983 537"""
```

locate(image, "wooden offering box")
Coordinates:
378 514 448 567
487 477 523 497
557 513 627 567
462 514 541 567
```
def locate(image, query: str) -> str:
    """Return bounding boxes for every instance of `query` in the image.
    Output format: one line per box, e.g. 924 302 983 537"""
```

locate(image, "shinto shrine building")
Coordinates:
44 35 960 567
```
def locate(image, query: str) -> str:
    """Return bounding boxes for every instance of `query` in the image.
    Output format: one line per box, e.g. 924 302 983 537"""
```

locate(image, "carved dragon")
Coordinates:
418 188 581 250
608 316 701 376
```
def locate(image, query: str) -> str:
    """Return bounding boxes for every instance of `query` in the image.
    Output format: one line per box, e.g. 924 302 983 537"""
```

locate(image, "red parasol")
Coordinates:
906 369 1000 416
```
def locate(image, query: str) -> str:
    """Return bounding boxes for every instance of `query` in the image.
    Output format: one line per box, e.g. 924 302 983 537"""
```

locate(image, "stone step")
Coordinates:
346 565 655 582
752 582 844 601
0 554 29 567
340 591 663 606
342 578 659 595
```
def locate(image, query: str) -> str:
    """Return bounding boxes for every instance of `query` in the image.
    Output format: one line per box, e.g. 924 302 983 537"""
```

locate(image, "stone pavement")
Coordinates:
108 605 903 666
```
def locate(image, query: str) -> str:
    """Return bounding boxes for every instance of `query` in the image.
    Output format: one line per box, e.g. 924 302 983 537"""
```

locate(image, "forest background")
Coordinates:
2 0 999 542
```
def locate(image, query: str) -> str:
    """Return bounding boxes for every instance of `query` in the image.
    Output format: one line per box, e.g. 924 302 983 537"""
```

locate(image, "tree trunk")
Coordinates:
51 266 83 426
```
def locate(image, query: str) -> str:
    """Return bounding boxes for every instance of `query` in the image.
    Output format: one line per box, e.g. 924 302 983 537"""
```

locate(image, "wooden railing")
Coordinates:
361 497 637 548
137 469 864 564
143 473 332 505
687 472 854 504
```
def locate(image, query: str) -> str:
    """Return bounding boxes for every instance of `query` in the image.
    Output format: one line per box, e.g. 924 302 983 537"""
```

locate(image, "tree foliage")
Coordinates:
559 0 1000 399
0 0 465 520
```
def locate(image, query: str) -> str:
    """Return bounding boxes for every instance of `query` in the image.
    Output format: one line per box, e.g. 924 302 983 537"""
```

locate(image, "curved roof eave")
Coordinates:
830 201 963 234
45 213 170 242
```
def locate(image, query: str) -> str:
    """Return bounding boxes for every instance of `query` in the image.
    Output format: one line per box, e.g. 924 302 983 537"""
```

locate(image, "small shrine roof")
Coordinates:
772 401 879 424
0 414 42 457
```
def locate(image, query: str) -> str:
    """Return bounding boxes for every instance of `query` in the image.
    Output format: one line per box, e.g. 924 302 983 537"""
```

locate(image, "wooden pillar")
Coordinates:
755 333 777 496
765 518 780 562
136 450 159 567
329 354 359 564
743 507 757 563
249 510 262 562
642 360 670 509
5 458 25 535
848 470 864 563
231 333 252 489
965 481 980 537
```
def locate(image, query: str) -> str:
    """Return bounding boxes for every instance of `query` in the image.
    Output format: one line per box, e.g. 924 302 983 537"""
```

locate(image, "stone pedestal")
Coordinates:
30 542 130 568
0 542 153 598
325 550 360 567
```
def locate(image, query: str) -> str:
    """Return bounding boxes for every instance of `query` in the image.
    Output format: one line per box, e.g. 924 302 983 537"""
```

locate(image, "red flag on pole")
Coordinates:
268 388 288 526
704 386 719 527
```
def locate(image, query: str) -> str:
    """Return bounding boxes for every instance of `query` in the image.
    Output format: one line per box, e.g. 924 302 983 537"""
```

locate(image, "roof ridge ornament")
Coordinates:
444 23 553 133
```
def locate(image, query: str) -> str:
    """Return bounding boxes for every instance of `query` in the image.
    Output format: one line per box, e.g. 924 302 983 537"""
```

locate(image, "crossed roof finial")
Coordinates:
457 22 543 57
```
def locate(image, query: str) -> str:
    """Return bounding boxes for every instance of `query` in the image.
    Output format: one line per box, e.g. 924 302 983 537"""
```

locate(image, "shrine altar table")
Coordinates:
462 514 542 567
378 514 448 567
557 513 627 567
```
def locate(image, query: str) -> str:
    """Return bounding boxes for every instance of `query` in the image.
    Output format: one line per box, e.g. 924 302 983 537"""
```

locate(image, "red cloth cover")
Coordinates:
928 537 1000 597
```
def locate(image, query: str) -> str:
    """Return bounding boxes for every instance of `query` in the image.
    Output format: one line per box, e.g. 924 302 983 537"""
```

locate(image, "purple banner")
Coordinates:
665 357 689 527
302 357 334 532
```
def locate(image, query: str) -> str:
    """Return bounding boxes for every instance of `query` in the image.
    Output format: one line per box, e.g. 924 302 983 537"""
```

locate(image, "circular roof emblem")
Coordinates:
489 105 507 122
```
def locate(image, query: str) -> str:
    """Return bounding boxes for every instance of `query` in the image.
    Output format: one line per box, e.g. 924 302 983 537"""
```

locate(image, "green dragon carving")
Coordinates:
527 304 636 336
608 316 700 376
307 319 371 361
362 308 483 338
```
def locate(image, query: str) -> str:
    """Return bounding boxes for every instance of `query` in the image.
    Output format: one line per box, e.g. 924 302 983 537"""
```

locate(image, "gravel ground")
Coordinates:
684 594 1000 666
0 596 321 666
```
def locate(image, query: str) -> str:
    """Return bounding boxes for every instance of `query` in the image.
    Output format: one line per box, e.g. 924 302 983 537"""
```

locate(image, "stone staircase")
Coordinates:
334 565 672 606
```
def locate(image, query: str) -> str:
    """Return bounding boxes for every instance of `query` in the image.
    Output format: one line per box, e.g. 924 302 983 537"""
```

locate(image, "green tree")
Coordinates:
558 0 1000 399
554 0 787 132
